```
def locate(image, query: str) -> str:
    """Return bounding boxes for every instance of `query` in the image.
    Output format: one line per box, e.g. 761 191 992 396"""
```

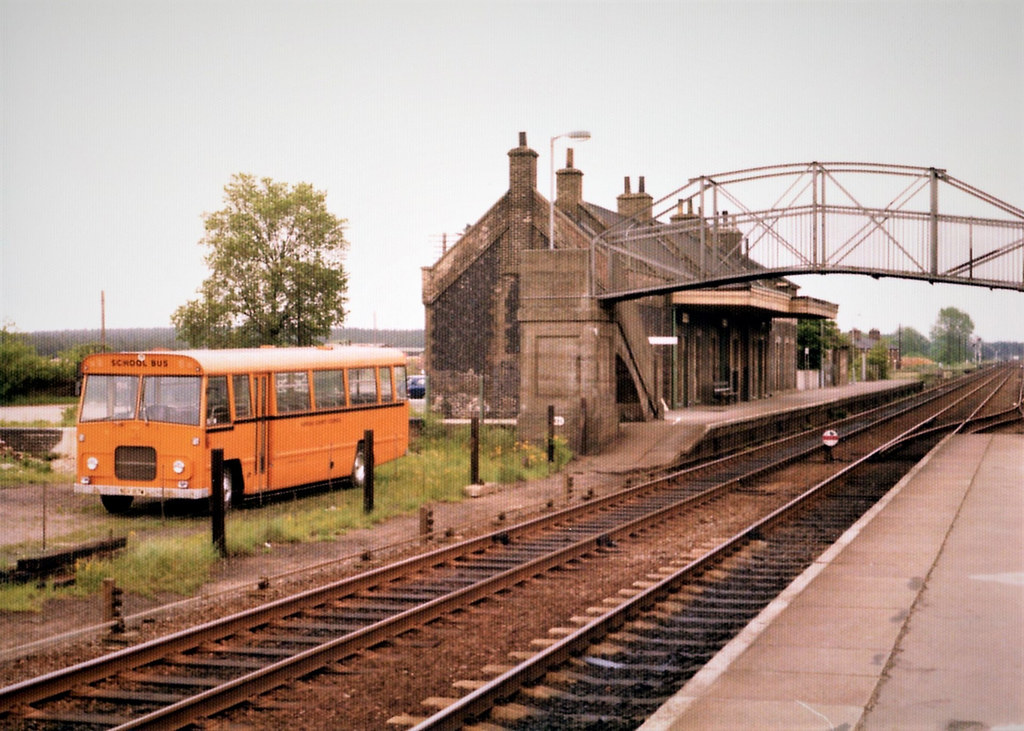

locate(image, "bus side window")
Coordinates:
233 374 252 419
395 364 408 400
348 368 377 405
206 376 231 425
379 366 393 402
313 370 346 409
276 371 311 413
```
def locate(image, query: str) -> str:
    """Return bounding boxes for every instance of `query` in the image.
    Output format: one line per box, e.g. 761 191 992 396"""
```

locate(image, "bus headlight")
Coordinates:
86 456 99 471
172 459 186 474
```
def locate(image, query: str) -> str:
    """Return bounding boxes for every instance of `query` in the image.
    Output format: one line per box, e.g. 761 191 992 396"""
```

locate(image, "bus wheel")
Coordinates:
100 495 133 514
350 443 367 491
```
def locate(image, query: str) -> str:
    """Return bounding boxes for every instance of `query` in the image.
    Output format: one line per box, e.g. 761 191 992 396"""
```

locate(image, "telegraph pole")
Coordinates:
100 291 107 352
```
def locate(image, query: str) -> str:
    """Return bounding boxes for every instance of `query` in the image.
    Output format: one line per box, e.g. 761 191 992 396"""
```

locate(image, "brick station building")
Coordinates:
421 132 837 450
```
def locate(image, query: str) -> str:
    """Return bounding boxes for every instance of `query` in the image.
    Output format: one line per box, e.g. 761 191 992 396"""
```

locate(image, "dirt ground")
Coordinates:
0 398 648 662
1 474 103 548
0 462 624 657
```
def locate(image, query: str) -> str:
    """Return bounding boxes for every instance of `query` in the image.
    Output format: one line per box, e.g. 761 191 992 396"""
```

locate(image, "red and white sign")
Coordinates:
822 429 840 448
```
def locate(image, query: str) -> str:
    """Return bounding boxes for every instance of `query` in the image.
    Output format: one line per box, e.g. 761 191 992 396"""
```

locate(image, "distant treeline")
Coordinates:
983 341 1024 361
21 326 1020 362
26 327 425 357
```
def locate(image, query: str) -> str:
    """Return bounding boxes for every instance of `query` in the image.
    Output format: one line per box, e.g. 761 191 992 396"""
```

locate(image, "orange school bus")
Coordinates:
74 346 409 513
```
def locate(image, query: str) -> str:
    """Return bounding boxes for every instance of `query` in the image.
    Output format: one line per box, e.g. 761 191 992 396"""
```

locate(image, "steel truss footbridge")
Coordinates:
590 162 1024 302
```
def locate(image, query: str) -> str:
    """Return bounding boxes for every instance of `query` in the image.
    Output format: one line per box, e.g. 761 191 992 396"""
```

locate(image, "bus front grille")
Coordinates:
115 446 157 481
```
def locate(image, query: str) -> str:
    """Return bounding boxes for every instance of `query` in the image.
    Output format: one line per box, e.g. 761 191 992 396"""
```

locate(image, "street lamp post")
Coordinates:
549 130 591 250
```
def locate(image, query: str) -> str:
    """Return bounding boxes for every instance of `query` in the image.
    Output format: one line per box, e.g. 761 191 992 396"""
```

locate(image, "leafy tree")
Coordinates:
929 307 974 365
0 324 52 402
55 342 106 381
173 174 349 347
889 326 929 358
797 319 846 369
866 341 891 380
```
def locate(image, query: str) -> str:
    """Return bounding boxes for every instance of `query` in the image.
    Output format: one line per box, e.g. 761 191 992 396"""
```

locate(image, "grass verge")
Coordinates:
0 421 572 612
75 535 221 598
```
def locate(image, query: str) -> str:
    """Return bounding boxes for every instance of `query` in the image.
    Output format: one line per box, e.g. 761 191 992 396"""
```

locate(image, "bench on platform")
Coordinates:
713 381 737 404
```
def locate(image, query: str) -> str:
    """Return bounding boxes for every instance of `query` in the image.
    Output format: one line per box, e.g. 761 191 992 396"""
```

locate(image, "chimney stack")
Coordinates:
617 175 653 221
508 131 538 198
555 147 584 212
670 198 699 223
507 132 539 260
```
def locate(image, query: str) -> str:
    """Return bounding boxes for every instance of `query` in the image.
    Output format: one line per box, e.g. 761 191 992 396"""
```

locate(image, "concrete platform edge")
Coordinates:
638 432 959 731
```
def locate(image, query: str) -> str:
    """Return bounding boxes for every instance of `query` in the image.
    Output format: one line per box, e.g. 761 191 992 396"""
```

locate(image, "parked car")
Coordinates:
407 374 426 399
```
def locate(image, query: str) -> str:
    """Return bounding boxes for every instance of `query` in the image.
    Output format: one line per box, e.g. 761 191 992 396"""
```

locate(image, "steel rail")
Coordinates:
155 371 989 728
960 365 1024 432
891 368 1021 445
0 457 809 724
0 366 1006 728
408 370 1010 730
22 423 877 730
946 367 1015 431
109 530 632 730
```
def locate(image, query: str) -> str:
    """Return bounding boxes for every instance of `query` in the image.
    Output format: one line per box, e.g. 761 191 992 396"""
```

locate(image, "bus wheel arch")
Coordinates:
223 460 243 508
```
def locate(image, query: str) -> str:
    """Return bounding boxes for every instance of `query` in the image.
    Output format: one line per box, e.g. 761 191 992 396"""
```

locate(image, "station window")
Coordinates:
348 368 377 405
233 374 252 419
313 370 347 409
275 371 311 413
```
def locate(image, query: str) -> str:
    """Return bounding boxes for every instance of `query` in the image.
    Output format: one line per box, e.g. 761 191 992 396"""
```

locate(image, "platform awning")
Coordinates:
671 288 838 319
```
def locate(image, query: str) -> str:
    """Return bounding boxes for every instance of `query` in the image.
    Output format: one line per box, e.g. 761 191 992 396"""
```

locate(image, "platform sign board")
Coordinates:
822 429 839 448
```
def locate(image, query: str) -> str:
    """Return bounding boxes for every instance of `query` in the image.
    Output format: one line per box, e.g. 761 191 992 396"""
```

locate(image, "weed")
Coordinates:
1 422 573 611
74 535 219 598
0 449 68 487
61 405 77 426
0 581 53 612
0 536 220 612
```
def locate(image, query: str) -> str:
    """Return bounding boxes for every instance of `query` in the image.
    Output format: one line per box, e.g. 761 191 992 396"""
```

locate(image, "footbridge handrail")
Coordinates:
590 161 1024 301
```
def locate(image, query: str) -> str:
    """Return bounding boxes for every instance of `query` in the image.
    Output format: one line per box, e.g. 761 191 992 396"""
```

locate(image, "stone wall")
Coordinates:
517 249 620 453
0 428 66 456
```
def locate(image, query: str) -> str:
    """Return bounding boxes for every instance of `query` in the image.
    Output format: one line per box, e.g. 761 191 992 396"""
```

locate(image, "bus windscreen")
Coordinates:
80 375 139 422
141 376 201 425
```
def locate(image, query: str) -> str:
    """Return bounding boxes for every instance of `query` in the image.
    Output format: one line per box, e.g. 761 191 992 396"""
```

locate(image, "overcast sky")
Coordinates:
2 0 1022 343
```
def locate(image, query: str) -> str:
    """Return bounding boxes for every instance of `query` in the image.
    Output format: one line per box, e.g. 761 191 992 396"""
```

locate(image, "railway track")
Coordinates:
408 365 1022 730
0 365 1019 730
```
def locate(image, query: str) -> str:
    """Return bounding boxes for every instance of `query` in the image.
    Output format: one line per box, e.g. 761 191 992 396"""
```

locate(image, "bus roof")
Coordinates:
81 345 408 375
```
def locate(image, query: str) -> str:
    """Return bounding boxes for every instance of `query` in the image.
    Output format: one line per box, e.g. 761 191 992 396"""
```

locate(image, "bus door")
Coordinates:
253 374 270 493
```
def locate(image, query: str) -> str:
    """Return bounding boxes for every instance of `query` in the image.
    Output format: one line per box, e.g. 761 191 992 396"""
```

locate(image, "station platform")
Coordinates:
577 378 917 473
639 431 1024 730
